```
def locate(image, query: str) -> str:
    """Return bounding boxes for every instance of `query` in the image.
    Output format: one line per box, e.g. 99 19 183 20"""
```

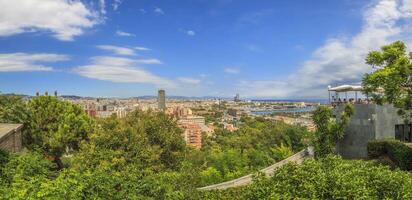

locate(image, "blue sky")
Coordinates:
0 0 411 98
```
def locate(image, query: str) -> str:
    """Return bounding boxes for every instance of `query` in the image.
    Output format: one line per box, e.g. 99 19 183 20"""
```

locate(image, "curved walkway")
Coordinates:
197 146 314 191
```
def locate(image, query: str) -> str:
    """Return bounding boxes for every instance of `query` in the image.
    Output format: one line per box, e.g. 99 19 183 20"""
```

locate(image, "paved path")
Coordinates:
197 146 314 191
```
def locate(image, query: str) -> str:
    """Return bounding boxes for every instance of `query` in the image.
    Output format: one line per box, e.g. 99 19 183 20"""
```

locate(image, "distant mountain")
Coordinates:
137 95 231 100
0 93 30 98
60 95 84 100
251 99 328 104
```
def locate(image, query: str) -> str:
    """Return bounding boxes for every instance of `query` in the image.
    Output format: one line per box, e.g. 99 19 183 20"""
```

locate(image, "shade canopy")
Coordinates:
328 85 363 92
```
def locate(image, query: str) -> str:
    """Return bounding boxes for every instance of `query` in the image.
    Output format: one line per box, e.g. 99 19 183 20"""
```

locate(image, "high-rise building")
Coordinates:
234 93 240 102
179 123 202 149
158 89 166 110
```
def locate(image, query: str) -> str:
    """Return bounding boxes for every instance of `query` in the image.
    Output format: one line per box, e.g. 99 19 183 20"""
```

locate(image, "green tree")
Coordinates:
26 96 92 169
0 149 9 184
363 41 412 122
312 105 353 158
0 151 55 199
271 143 293 161
201 157 412 199
0 94 29 124
74 110 186 172
0 95 31 148
200 167 222 185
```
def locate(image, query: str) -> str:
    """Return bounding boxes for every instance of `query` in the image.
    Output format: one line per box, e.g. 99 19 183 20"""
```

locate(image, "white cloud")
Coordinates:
187 30 196 36
178 77 201 85
116 30 135 37
0 53 69 72
154 7 164 15
0 0 103 41
99 0 106 14
239 0 412 98
73 56 176 87
224 67 240 74
139 8 147 14
135 46 151 51
96 45 135 56
96 45 160 63
135 58 162 64
112 0 122 11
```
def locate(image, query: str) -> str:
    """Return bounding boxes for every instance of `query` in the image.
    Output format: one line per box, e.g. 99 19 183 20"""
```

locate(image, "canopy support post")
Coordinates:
328 90 331 105
355 91 358 102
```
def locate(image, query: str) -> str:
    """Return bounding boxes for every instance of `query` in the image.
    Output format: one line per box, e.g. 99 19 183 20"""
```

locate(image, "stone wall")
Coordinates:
0 128 22 153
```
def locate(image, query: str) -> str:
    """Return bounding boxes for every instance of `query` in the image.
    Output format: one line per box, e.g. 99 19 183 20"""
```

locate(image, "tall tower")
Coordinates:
158 89 166 110
234 93 240 102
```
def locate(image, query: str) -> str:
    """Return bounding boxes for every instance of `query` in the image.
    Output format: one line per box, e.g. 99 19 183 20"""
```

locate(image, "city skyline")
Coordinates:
1 0 412 98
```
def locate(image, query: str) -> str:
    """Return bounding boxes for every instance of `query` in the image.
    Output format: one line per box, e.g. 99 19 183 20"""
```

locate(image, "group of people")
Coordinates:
331 97 371 106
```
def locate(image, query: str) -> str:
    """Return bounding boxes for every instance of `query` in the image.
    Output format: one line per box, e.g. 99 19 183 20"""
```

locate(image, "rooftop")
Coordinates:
328 85 363 92
0 123 23 139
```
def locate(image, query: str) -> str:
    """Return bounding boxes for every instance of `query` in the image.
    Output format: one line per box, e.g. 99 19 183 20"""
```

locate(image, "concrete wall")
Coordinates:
335 104 403 159
197 147 313 191
335 104 376 158
374 105 403 139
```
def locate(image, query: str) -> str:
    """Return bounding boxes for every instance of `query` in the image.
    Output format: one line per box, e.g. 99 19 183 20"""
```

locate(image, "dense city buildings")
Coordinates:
33 91 317 150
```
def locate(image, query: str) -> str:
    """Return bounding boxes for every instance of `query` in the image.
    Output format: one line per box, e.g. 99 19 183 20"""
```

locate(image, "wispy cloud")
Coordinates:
238 0 412 98
135 58 162 64
154 7 164 15
112 0 123 11
186 30 196 36
224 67 240 74
178 77 201 85
99 0 106 14
115 30 135 37
139 8 147 14
73 56 175 87
0 0 104 41
135 46 151 51
96 45 136 56
0 53 69 72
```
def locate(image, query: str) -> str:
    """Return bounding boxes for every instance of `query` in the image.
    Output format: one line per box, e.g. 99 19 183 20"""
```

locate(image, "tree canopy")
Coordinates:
25 96 93 169
312 104 353 158
201 156 412 199
363 41 412 122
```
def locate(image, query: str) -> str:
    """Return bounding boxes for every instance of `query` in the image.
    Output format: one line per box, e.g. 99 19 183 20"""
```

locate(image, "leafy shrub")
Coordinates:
367 140 387 157
367 139 412 170
0 149 9 167
0 151 55 199
201 156 412 199
0 149 9 181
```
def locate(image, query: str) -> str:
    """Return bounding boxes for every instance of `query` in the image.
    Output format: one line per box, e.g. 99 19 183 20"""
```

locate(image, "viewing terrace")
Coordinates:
328 84 375 106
